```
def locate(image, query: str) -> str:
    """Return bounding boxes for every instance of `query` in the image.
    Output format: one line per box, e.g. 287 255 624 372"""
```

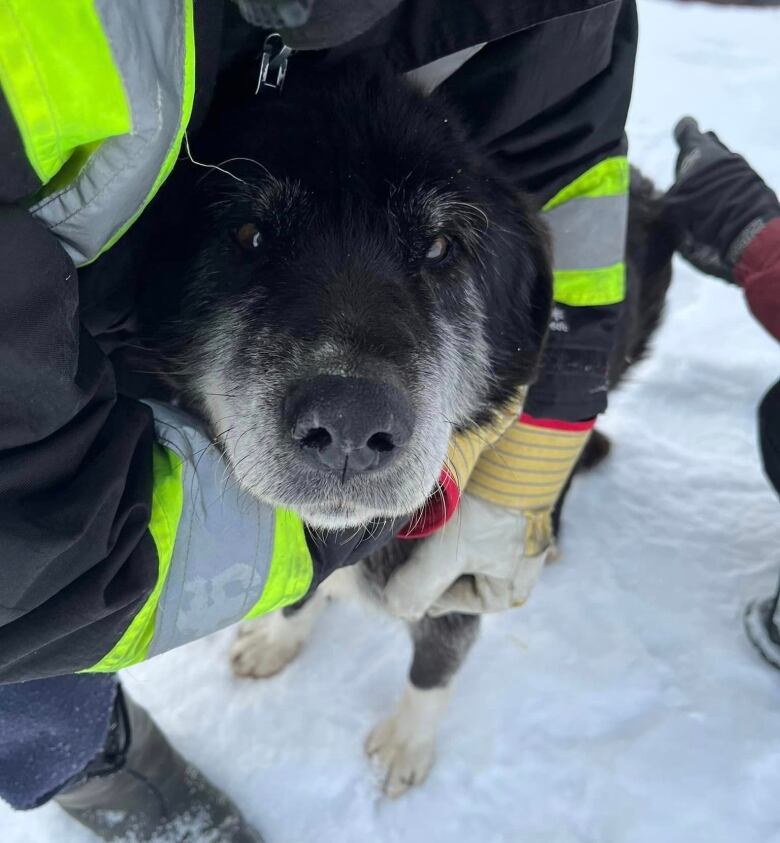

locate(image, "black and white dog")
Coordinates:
93 57 674 796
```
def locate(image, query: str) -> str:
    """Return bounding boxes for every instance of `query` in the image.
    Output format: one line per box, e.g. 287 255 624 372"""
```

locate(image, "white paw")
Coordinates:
365 685 450 798
365 713 437 798
230 617 304 679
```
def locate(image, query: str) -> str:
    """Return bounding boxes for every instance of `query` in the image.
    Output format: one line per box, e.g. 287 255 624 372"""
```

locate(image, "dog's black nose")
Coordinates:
286 376 413 476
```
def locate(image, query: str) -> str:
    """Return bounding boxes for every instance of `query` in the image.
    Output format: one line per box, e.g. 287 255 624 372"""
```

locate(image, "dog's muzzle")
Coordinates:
285 375 414 480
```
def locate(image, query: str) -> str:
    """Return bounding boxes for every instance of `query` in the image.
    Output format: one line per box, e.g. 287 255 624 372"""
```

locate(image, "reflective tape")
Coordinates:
26 0 195 265
85 443 184 673
145 403 294 658
544 193 628 272
0 0 131 184
550 262 626 308
543 156 629 213
85 402 312 672
542 156 629 307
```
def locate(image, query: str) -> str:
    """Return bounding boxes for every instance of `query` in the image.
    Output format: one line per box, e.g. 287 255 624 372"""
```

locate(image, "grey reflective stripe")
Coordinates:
30 0 189 266
405 43 486 94
144 401 276 658
543 193 628 271
727 216 770 267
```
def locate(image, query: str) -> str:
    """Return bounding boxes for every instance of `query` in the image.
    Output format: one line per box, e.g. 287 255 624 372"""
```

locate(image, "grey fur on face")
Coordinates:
145 66 552 532
187 227 492 530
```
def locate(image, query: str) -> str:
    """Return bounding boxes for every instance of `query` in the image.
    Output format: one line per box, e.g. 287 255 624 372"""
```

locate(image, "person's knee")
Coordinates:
759 380 780 496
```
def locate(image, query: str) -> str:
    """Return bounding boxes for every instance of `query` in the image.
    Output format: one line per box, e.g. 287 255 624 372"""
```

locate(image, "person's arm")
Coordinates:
0 108 396 687
736 220 780 342
385 1 638 617
441 0 637 423
664 116 780 344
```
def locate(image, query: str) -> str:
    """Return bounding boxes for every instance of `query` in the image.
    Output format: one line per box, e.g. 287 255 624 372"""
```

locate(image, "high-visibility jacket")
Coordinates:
0 0 636 682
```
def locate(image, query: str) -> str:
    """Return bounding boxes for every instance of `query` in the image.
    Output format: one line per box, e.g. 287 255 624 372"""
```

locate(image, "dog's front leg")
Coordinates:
230 588 327 679
366 612 480 797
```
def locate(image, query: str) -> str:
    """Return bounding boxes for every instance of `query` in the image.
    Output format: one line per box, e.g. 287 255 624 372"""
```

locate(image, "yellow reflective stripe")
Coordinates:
553 261 626 307
0 0 130 184
243 511 313 619
94 0 195 261
543 156 629 213
85 445 184 673
542 156 629 307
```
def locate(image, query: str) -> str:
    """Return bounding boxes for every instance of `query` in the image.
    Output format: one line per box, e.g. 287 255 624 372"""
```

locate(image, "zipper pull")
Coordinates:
256 33 293 95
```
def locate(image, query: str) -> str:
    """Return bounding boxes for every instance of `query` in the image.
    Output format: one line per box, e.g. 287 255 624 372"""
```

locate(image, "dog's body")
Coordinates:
232 167 676 796
85 57 674 797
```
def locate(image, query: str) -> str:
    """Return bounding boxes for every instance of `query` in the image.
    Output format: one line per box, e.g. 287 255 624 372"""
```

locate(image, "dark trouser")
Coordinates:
759 379 780 500
758 379 780 634
0 674 116 810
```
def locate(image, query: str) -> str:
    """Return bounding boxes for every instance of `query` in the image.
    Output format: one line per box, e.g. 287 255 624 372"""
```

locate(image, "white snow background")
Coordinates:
4 1 780 840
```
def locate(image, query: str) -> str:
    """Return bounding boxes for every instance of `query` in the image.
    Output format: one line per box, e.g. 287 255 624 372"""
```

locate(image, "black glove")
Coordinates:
304 515 408 593
664 116 780 281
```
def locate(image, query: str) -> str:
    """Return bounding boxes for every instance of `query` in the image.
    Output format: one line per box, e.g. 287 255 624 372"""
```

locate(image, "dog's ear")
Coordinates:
482 190 553 404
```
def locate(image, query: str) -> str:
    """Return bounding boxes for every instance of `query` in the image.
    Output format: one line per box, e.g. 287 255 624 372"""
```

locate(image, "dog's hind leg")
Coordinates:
230 589 327 679
366 612 479 797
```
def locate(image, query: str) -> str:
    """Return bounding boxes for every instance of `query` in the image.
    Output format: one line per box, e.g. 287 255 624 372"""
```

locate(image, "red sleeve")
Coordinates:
734 217 780 343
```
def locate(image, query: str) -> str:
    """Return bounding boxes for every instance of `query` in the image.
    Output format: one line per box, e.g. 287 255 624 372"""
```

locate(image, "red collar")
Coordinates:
397 467 460 540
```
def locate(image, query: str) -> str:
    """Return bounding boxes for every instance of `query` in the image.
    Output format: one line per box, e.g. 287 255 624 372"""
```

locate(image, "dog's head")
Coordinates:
150 62 551 528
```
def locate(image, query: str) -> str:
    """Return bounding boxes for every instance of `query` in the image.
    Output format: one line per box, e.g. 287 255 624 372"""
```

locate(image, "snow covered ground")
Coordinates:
5 2 780 841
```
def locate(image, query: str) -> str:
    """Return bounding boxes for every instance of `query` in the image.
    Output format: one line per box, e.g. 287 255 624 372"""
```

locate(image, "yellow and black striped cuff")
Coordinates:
468 414 594 512
444 389 528 491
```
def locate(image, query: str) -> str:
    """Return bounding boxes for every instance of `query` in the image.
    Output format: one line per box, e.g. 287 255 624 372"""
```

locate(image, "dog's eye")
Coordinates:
425 235 450 264
235 223 262 251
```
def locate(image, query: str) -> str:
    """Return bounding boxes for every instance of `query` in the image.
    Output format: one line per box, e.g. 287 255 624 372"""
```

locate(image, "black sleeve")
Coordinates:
441 0 639 420
0 72 170 683
0 45 207 682
439 0 636 204
0 90 40 203
0 205 163 683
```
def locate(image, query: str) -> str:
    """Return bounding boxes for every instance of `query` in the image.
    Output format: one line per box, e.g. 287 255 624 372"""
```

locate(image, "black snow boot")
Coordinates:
56 687 264 842
745 592 780 672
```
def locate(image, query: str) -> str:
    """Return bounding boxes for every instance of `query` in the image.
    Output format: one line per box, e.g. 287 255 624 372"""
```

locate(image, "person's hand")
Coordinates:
384 414 593 618
664 116 780 281
384 492 550 618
